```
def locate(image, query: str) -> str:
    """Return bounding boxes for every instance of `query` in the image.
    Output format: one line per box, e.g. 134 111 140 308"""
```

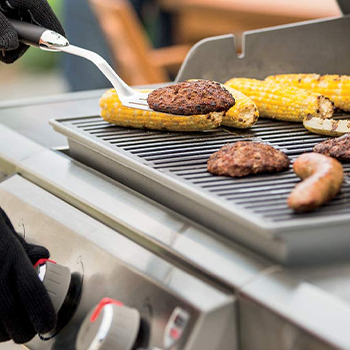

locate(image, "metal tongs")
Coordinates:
9 19 151 111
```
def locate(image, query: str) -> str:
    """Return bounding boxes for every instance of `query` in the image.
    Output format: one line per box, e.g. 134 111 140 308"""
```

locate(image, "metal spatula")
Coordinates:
9 19 152 111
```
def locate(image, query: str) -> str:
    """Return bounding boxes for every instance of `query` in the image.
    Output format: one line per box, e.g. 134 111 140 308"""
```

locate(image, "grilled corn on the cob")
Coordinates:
265 74 350 112
303 116 350 136
223 86 259 128
187 79 258 128
225 78 334 122
100 89 222 132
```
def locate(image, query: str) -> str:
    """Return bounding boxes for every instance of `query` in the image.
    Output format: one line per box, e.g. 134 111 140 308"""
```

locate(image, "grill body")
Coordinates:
1 93 350 350
2 9 350 349
51 116 350 265
0 175 236 350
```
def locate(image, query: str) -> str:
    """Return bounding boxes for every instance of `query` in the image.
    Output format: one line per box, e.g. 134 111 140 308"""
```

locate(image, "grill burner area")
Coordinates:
51 114 350 264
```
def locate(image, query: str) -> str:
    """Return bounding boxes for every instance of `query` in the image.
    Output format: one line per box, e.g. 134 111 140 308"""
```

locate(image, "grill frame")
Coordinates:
50 116 350 265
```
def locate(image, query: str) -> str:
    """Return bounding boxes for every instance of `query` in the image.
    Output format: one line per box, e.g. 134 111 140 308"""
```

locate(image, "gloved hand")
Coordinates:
0 0 65 63
0 207 57 343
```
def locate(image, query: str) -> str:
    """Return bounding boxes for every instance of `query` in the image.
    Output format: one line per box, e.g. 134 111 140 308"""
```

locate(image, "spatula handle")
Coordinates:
9 19 46 47
9 19 69 51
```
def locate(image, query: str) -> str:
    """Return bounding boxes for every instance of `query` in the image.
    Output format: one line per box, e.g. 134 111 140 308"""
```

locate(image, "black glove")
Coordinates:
0 207 57 343
0 0 65 63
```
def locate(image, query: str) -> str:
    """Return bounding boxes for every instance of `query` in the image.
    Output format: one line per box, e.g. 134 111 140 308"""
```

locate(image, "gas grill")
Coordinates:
49 11 350 265
2 2 350 350
51 114 350 265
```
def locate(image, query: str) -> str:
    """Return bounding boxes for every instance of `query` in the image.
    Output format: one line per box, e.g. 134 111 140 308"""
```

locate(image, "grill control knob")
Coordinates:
76 298 141 350
35 259 83 339
35 260 71 313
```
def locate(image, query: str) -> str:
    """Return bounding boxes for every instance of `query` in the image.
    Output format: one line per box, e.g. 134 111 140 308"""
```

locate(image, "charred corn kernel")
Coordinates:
224 78 334 122
100 89 222 131
265 74 350 112
222 86 259 128
303 115 350 136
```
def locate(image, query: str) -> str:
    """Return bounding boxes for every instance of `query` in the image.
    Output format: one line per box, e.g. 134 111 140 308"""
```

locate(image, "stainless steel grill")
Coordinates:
51 114 350 265
2 5 350 350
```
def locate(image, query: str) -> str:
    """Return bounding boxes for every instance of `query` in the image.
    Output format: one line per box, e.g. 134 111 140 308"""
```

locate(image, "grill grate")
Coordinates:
69 115 350 224
51 114 350 264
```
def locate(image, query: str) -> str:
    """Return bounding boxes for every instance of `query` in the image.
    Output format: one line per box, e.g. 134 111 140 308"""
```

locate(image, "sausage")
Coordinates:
287 153 344 212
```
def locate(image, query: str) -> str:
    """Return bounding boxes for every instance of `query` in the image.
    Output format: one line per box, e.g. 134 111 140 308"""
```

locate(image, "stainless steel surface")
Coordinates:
0 120 350 349
59 45 151 111
0 175 236 350
239 269 350 350
50 115 350 265
176 16 349 83
0 92 101 148
239 296 336 350
39 30 70 52
0 122 271 288
0 89 103 110
0 86 161 148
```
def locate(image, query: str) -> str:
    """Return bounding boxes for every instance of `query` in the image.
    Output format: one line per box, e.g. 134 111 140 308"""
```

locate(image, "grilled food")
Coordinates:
224 78 334 122
265 74 350 112
287 153 343 212
303 115 350 136
147 80 235 116
222 86 259 128
100 89 223 132
313 134 350 161
207 142 290 177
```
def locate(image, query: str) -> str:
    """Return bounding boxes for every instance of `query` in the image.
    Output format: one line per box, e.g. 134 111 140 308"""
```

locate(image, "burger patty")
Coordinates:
207 141 290 177
313 134 350 161
147 80 235 115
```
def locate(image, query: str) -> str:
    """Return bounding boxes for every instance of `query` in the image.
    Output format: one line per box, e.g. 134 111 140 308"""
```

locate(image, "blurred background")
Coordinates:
0 0 342 102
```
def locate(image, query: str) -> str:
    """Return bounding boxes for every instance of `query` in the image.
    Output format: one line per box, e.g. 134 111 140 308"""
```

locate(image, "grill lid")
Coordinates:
51 115 350 265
